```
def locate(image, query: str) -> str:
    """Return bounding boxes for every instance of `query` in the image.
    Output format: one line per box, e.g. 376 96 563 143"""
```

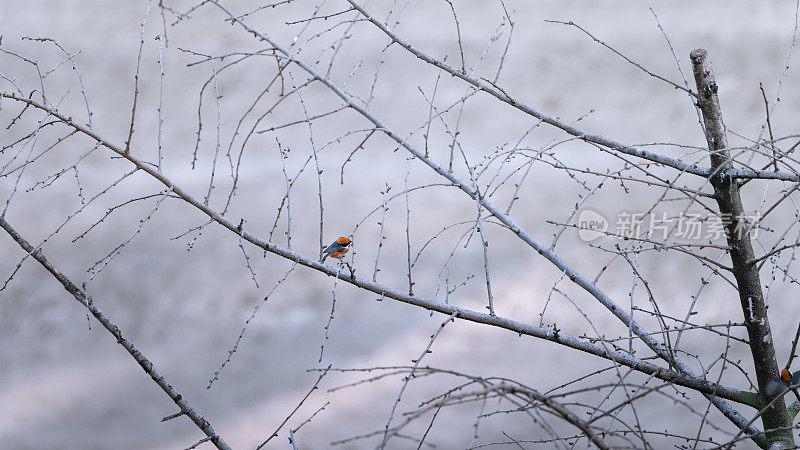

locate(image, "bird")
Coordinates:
321 236 352 263
765 368 800 403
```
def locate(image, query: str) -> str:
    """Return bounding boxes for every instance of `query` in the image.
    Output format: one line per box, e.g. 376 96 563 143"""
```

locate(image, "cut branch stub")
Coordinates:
690 48 730 171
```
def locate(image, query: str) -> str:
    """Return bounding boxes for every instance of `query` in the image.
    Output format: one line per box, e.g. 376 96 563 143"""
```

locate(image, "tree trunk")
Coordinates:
690 48 793 448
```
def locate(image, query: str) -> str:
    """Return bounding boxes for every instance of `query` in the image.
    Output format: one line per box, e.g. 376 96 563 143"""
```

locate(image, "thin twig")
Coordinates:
257 365 332 449
381 310 459 448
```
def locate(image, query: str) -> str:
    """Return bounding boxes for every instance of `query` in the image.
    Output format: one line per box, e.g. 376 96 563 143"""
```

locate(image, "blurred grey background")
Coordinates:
2 1 800 448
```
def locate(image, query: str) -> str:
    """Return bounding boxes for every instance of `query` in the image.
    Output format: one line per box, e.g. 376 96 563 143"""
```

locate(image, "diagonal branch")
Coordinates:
343 0 710 178
0 91 760 410
0 215 232 450
344 0 800 185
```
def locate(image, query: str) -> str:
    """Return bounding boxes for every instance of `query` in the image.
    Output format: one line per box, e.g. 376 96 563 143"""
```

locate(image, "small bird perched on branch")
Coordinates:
321 236 352 263
765 368 800 404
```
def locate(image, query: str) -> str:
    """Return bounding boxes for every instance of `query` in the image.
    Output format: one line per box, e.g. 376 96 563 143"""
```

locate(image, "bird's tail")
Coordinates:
321 252 329 262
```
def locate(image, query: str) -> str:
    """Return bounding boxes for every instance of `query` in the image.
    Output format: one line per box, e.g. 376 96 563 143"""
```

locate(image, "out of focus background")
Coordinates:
2 1 800 448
